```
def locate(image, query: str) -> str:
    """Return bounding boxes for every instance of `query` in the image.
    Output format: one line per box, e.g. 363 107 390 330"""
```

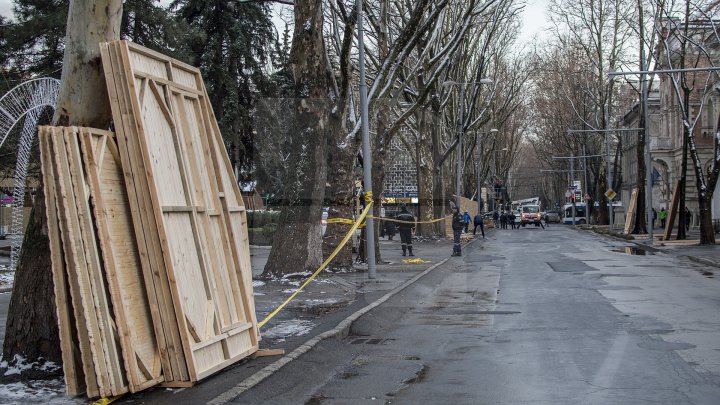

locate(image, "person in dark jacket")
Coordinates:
395 205 415 256
451 208 464 256
473 213 485 238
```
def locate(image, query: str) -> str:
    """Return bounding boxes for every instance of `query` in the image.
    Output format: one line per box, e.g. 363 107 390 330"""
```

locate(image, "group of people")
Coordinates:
653 207 692 230
492 210 519 230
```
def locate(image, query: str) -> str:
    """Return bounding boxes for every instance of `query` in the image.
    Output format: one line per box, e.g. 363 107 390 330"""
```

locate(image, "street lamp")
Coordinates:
443 79 493 211
476 128 498 215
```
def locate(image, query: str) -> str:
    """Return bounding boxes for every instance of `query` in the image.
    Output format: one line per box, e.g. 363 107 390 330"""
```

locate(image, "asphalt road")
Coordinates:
229 224 720 404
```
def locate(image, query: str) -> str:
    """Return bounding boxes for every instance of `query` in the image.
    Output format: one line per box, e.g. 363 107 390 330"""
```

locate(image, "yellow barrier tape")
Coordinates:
258 201 374 329
326 214 451 226
401 258 431 264
364 191 373 203
90 395 123 405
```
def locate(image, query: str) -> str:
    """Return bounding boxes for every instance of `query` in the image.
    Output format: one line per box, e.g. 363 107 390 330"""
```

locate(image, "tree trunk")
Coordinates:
416 104 435 237
430 96 446 236
262 0 329 277
2 0 122 370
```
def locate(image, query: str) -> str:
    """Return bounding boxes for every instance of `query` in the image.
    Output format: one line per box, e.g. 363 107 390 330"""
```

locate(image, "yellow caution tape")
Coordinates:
401 258 431 264
326 214 451 226
258 201 375 329
364 191 373 203
90 395 123 405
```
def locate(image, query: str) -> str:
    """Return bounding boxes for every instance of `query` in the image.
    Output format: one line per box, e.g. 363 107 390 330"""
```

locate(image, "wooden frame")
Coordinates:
663 180 682 241
100 40 258 383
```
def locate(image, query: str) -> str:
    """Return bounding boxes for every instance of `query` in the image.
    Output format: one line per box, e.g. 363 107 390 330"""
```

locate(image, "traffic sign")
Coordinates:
565 191 571 198
604 189 616 200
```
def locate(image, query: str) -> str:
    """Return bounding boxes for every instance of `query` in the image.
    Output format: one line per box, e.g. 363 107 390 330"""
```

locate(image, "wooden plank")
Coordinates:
664 180 682 241
79 127 164 392
624 188 638 235
252 349 285 358
47 128 103 398
38 127 85 396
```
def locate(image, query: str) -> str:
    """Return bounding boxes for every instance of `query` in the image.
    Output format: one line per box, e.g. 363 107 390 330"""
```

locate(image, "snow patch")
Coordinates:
1 355 60 377
281 289 299 294
261 319 315 342
252 280 266 288
0 379 82 404
0 270 14 287
304 19 312 31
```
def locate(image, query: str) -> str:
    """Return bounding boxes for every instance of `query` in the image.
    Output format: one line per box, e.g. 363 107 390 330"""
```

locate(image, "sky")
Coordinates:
0 0 551 44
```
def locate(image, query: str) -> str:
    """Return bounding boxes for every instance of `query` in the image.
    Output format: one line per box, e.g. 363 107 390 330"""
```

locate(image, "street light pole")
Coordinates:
356 0 377 278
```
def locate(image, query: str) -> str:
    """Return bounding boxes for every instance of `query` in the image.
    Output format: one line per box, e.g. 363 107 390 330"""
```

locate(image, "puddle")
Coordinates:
611 246 654 255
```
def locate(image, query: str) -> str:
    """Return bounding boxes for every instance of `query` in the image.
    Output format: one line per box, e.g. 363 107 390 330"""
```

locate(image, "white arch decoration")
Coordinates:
0 78 60 270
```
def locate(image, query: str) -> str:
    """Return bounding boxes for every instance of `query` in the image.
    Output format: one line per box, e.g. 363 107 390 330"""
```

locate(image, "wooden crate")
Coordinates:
100 40 258 383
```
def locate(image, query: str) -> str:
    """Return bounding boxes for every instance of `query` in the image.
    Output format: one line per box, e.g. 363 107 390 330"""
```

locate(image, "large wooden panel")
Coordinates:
100 42 190 383
101 40 258 381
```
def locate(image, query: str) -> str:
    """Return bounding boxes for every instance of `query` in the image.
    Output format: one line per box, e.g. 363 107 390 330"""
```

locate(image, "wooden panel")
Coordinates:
62 128 127 397
39 127 85 396
624 188 638 234
101 42 190 383
48 128 106 398
101 40 258 381
78 128 164 392
664 180 681 241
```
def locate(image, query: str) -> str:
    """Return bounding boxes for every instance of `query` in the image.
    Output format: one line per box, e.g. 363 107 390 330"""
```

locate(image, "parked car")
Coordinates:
544 210 561 223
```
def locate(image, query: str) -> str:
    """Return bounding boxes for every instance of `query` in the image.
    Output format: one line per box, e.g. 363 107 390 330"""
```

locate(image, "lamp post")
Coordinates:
476 128 498 215
443 79 493 211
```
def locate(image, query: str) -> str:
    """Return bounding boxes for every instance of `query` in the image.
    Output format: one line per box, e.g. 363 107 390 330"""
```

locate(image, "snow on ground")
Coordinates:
260 319 315 343
0 270 13 288
0 356 77 405
0 379 82 404
252 280 266 288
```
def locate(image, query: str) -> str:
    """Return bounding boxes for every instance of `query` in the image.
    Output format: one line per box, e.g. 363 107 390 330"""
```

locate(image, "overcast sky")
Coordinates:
0 0 551 45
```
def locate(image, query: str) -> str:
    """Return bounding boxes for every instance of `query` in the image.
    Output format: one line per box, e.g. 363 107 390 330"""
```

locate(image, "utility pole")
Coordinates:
476 131 482 216
356 0 377 278
582 144 589 225
571 152 576 225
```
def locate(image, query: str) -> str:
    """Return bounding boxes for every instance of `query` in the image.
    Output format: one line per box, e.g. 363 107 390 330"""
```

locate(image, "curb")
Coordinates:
576 226 720 270
208 257 451 405
0 287 11 294
683 255 720 269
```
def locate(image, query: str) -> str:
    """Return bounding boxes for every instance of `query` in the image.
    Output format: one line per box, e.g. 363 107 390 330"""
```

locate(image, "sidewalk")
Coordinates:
580 225 720 268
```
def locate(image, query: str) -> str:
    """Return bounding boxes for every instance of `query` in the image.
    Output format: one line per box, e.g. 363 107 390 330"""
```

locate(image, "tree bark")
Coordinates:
262 0 329 277
2 0 122 370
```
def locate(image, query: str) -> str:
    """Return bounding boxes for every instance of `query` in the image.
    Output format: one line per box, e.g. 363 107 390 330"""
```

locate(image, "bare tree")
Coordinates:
547 0 637 226
654 0 720 244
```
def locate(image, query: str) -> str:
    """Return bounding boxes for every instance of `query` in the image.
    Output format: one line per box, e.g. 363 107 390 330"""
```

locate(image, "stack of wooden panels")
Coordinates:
100 39 258 384
40 40 258 399
40 127 163 397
